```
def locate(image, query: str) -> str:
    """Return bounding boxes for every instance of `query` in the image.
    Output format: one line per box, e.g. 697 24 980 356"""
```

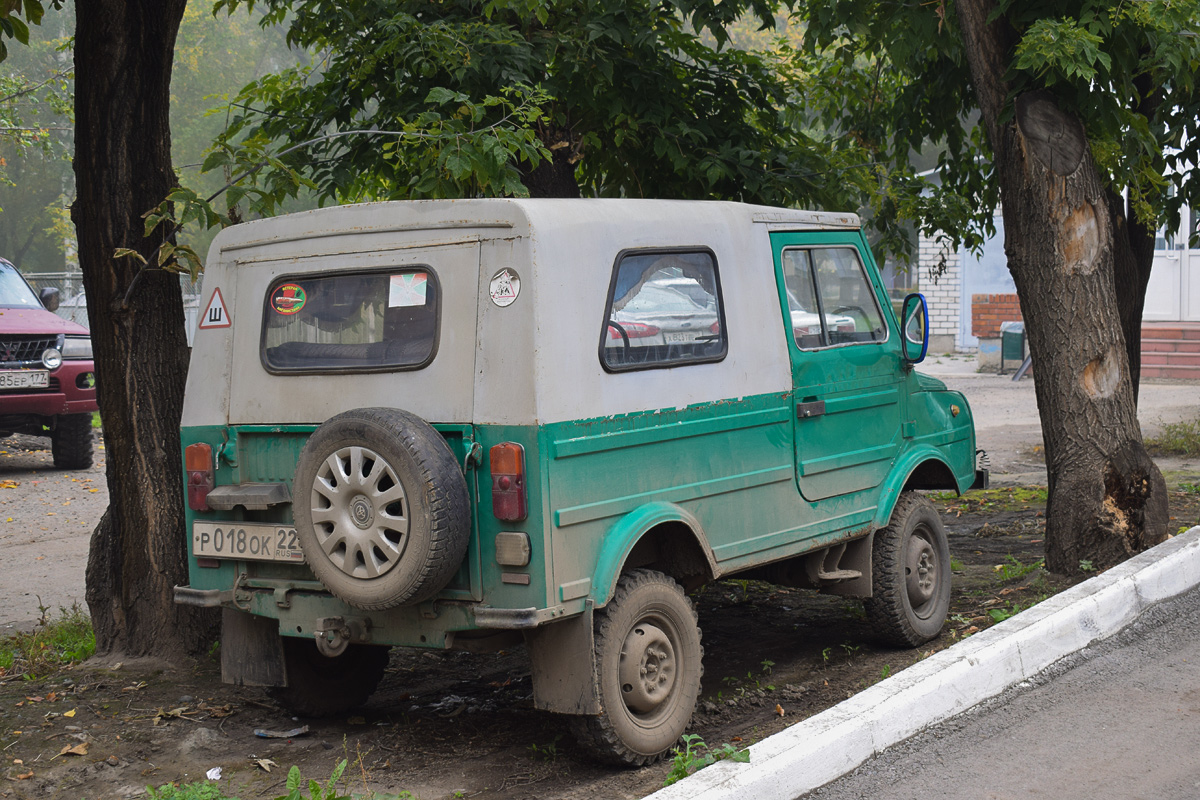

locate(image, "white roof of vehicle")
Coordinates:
185 199 863 427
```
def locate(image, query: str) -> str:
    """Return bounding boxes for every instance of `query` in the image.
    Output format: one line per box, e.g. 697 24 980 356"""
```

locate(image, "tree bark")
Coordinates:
73 0 216 659
955 0 1168 575
1107 188 1156 402
520 123 582 198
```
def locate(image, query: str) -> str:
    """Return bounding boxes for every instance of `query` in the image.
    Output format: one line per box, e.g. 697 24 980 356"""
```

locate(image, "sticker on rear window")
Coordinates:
389 272 428 307
271 284 307 315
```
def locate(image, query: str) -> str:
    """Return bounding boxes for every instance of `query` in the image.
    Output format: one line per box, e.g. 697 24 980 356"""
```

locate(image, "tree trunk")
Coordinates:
520 123 582 198
73 0 216 659
955 0 1168 575
1107 190 1156 402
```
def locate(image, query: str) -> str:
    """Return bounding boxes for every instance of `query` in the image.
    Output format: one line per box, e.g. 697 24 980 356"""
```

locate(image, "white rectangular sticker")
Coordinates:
388 272 428 307
192 521 304 562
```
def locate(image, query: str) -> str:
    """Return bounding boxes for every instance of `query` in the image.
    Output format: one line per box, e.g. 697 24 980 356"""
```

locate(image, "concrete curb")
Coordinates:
647 525 1200 800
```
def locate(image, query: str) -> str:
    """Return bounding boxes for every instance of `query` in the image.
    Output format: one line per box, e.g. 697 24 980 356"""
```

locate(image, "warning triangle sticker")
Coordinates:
198 287 232 329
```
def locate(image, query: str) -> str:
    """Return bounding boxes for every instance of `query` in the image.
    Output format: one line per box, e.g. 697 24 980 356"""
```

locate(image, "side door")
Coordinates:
770 231 904 512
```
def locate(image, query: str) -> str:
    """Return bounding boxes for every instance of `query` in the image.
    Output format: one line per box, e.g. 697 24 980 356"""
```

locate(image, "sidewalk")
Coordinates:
647 524 1200 800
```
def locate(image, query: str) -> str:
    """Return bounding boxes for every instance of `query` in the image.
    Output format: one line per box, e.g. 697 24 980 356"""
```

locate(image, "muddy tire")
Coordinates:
271 637 390 717
293 407 470 610
51 413 93 470
572 569 703 766
864 492 952 647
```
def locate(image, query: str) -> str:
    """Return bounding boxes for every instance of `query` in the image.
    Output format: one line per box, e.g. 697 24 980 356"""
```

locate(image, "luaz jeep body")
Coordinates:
177 199 982 765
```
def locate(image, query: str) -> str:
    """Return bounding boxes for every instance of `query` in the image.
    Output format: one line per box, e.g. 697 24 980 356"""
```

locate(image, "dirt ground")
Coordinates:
2 366 1199 799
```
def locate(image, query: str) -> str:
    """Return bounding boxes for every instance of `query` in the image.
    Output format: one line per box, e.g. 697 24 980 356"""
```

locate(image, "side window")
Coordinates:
781 247 887 348
600 249 727 371
261 268 439 372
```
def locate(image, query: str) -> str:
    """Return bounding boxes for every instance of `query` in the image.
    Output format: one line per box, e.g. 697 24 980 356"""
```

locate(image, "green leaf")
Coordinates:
425 86 461 105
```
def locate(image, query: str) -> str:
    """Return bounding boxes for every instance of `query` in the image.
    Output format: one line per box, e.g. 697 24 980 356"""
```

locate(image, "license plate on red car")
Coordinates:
0 370 49 391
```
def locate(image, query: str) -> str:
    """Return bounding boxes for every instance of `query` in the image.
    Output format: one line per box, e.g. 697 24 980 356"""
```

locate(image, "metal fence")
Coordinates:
23 270 202 344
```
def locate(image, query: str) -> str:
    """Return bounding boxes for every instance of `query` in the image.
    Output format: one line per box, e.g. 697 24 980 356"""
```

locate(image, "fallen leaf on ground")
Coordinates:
16 770 34 779
256 758 278 772
53 742 89 758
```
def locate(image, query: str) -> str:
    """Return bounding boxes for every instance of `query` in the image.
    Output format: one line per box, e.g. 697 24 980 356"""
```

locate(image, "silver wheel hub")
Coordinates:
619 623 677 714
906 535 937 607
309 445 409 580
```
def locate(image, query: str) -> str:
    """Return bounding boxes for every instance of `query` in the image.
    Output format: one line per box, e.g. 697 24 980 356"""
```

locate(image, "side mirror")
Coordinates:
901 292 929 365
39 286 61 312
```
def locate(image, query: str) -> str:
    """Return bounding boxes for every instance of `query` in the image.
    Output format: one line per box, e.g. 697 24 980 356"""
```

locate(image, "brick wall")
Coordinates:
972 293 1022 338
917 233 963 346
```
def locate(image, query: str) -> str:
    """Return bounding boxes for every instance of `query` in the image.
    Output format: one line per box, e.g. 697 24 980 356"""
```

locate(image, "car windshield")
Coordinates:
0 262 41 308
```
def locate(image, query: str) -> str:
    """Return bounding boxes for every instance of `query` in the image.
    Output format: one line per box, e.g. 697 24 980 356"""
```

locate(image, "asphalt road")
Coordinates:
803 583 1200 800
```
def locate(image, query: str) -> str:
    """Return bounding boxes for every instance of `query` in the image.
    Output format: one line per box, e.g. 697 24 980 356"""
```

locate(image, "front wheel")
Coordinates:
864 492 952 647
51 413 93 470
572 569 703 766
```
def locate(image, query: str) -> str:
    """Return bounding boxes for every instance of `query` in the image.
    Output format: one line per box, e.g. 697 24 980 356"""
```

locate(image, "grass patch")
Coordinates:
1147 418 1200 457
932 486 1048 513
0 603 95 680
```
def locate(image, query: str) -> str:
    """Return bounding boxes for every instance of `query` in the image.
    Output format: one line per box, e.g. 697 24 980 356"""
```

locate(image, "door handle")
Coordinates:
797 400 826 419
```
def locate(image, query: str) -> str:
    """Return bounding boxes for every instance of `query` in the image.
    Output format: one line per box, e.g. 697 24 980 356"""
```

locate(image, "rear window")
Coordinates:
261 268 439 373
600 249 727 371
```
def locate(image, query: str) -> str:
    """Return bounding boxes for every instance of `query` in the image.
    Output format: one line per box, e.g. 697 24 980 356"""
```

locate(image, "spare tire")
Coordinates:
292 407 470 610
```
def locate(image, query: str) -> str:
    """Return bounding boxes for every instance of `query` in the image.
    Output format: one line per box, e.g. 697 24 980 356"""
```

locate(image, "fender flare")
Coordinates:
873 445 962 529
591 501 717 607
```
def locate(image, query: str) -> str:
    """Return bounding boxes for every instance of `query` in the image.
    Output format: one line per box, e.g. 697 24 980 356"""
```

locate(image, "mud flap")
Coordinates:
221 608 286 687
525 605 601 715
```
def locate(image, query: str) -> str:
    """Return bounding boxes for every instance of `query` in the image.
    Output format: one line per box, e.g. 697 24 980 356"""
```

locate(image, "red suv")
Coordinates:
0 258 98 469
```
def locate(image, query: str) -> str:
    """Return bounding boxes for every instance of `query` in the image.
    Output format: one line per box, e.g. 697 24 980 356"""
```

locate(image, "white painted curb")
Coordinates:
647 525 1200 800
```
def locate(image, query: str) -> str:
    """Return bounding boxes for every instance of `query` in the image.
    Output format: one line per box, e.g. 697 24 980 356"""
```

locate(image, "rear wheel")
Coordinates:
864 492 952 647
572 569 703 766
51 413 93 470
270 637 390 718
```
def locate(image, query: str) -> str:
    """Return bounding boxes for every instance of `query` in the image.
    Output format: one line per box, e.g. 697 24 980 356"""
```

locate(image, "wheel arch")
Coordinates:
592 502 716 607
874 447 962 529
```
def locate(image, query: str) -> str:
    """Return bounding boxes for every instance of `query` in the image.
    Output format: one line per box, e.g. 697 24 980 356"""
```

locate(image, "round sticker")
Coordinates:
271 283 307 315
489 268 520 308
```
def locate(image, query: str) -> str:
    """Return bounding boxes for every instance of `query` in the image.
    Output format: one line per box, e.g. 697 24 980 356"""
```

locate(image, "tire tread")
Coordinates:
571 569 703 767
864 492 949 647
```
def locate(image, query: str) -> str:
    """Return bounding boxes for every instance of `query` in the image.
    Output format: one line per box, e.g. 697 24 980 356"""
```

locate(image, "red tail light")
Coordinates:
607 322 660 340
490 442 527 522
185 443 214 512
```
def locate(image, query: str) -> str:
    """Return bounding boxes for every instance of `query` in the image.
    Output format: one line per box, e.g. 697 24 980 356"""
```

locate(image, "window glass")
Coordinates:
781 247 887 348
262 269 438 372
601 250 726 370
0 262 41 308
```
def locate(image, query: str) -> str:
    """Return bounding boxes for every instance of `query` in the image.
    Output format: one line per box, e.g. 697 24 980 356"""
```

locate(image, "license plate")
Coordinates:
665 332 698 343
192 522 305 563
0 370 49 390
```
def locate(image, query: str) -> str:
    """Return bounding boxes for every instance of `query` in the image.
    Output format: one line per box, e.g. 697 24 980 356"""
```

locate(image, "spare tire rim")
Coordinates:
310 445 409 579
